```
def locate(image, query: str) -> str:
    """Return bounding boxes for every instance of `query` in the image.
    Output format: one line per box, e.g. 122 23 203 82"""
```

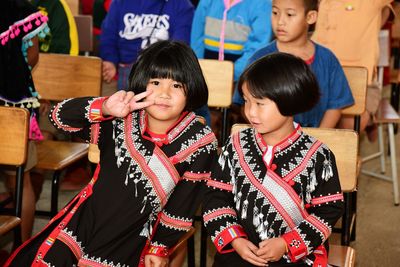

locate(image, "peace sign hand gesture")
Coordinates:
102 90 154 118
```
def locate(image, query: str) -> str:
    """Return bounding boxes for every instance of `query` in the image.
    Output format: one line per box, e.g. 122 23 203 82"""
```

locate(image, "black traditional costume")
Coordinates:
7 97 218 267
203 124 344 267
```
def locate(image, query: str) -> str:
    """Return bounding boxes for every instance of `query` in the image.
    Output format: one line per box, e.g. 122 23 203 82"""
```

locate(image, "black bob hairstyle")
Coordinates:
128 40 208 112
238 52 320 116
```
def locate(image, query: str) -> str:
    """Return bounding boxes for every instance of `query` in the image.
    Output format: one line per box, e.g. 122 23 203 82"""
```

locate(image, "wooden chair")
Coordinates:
65 0 79 16
340 66 368 245
231 124 358 266
32 53 102 217
362 98 400 205
342 66 368 134
359 34 400 205
74 15 93 56
328 244 356 267
0 106 30 246
199 59 234 144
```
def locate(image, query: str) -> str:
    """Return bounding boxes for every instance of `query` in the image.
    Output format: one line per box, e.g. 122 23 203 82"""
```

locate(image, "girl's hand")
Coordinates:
257 237 287 262
102 61 117 83
144 254 169 267
231 238 268 266
102 90 154 117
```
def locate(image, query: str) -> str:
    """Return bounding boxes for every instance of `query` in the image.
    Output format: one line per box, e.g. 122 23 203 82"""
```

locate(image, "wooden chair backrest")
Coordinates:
74 15 93 53
231 124 359 192
32 53 102 101
0 107 29 166
199 59 234 108
65 0 79 16
342 66 368 116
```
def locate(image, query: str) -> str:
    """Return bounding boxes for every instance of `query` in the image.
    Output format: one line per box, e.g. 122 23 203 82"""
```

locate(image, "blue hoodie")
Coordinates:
191 0 272 81
100 0 194 65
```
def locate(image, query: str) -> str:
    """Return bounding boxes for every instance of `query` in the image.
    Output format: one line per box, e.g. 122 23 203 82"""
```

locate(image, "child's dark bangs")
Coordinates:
149 53 185 84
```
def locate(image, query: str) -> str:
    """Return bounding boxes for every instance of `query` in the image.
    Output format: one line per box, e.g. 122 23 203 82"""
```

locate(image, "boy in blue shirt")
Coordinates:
233 0 354 128
100 0 194 91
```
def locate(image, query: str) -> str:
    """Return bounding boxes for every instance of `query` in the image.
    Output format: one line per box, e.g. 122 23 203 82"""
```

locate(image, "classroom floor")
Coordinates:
0 84 399 266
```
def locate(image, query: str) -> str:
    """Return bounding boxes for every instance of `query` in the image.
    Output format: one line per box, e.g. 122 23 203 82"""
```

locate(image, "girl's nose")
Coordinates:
247 103 256 117
158 84 171 98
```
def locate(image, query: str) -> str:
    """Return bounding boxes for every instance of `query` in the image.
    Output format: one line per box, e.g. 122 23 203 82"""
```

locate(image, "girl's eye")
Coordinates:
150 80 160 85
173 83 183 89
256 102 264 106
287 13 295 17
272 11 278 15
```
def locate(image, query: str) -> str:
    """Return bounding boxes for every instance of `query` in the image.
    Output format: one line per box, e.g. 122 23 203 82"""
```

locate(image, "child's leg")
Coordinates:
6 171 36 242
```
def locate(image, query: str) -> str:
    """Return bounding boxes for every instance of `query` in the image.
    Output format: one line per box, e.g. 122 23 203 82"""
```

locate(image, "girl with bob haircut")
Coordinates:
6 41 218 267
203 53 344 267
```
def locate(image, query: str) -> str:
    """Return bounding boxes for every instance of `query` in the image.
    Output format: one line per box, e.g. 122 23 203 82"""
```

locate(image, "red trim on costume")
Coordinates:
313 245 328 267
170 132 216 164
283 140 322 182
206 179 233 192
51 103 82 132
88 97 113 122
78 257 112 267
57 231 83 259
138 213 163 267
233 133 298 228
267 170 308 219
146 245 169 257
213 225 247 253
282 230 308 262
90 123 100 144
182 171 211 182
154 146 181 184
311 193 344 206
203 208 237 224
125 114 168 206
306 215 331 240
159 212 192 231
255 124 302 154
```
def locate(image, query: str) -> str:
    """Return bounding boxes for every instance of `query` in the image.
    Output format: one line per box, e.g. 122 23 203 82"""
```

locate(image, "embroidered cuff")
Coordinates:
146 244 169 258
214 225 247 254
88 97 113 122
282 230 308 262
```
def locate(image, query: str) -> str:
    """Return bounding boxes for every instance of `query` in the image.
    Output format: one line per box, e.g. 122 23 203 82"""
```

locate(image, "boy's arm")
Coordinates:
146 135 218 258
232 1 272 81
281 146 344 262
319 109 342 128
190 0 209 58
99 0 121 65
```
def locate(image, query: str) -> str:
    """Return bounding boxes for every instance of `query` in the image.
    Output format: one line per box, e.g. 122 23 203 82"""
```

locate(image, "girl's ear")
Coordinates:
306 10 318 25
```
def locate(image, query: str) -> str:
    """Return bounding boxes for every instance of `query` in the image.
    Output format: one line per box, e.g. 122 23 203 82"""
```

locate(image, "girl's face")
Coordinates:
242 83 294 145
271 0 316 44
145 78 187 132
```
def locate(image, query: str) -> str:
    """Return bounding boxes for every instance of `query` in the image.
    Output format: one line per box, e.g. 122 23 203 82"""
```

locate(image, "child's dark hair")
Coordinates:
304 0 318 13
128 40 208 111
238 52 320 116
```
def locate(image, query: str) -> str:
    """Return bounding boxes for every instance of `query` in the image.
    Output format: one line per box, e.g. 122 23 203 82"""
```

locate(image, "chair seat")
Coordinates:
328 244 355 267
0 216 21 236
36 140 89 170
373 98 400 124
